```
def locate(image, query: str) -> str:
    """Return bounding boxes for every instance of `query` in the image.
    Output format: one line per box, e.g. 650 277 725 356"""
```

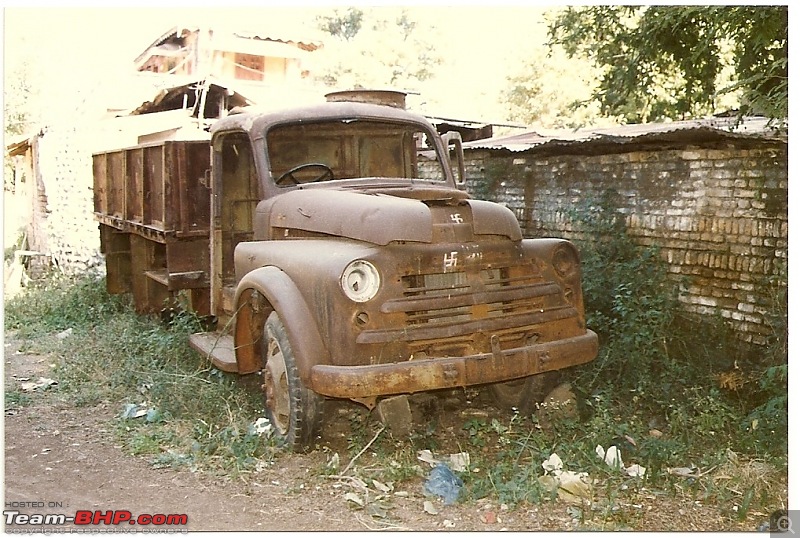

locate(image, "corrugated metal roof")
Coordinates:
135 26 322 66
231 29 322 52
464 116 787 153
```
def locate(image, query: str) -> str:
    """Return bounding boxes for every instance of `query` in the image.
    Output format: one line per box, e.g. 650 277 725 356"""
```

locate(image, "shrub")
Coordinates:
566 191 787 461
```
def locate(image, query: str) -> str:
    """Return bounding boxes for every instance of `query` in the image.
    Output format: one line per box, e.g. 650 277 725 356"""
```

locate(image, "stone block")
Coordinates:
376 395 413 438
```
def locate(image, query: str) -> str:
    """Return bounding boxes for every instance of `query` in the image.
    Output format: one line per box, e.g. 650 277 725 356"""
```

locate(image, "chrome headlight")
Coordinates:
341 260 381 303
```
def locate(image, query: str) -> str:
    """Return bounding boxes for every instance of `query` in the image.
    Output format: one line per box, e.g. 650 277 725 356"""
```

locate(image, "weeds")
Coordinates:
566 191 787 463
5 274 274 475
3 188 787 526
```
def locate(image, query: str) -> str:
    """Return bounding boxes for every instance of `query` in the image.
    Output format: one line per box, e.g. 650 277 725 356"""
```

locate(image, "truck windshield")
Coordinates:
266 119 447 186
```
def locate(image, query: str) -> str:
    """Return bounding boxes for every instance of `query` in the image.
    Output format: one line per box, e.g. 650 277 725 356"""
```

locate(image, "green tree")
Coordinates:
546 5 787 124
4 56 36 138
313 7 441 90
4 40 38 191
316 7 363 42
503 46 608 129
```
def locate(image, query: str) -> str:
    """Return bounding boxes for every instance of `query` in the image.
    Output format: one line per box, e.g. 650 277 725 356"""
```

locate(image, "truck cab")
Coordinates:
95 90 597 450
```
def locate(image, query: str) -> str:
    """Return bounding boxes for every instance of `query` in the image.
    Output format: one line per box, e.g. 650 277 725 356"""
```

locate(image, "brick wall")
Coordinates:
463 142 788 345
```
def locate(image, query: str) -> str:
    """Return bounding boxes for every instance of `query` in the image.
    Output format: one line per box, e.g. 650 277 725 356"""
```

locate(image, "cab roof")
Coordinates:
210 100 438 138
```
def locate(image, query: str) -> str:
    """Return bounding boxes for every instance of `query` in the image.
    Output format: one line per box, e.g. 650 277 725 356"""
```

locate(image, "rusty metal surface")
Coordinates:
325 89 408 109
311 331 598 399
97 93 598 403
255 189 434 245
212 100 442 142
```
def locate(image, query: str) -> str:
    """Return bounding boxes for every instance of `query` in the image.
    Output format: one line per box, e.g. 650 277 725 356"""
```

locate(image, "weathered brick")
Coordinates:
466 139 787 345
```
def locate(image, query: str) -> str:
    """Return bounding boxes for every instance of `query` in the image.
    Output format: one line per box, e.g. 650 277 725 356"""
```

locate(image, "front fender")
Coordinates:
233 266 330 382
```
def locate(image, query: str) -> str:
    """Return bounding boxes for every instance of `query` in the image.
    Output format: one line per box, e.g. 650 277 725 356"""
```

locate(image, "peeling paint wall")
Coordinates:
464 142 788 345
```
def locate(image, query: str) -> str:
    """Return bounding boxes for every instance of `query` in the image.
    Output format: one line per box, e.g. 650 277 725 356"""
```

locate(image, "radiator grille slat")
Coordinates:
399 266 558 327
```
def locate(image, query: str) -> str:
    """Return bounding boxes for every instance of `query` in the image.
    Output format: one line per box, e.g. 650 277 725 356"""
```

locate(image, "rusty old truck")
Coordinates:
93 90 598 450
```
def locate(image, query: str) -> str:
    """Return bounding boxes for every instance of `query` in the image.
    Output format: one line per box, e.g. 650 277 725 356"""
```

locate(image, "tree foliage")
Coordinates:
503 47 608 129
546 5 788 124
316 7 363 42
4 53 36 138
312 7 441 90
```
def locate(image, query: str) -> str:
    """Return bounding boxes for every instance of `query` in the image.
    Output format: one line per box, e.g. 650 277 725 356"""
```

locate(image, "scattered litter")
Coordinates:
542 453 564 473
417 449 471 472
145 408 163 423
418 449 438 466
56 328 73 340
372 479 392 493
649 429 664 438
596 444 646 477
598 445 624 469
250 418 273 437
345 492 364 507
442 519 455 528
423 501 439 515
20 377 57 392
326 452 340 471
668 466 699 478
424 463 463 505
626 464 647 478
539 453 593 503
448 453 470 473
120 403 148 419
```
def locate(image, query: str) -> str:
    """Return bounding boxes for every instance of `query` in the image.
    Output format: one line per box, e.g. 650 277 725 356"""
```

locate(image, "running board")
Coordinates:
189 332 238 373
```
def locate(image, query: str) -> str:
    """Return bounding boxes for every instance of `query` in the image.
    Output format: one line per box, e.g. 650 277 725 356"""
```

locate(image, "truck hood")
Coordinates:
255 189 522 245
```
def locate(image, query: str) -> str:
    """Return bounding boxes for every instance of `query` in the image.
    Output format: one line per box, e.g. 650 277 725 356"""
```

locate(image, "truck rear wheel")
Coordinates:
261 311 323 451
490 371 560 415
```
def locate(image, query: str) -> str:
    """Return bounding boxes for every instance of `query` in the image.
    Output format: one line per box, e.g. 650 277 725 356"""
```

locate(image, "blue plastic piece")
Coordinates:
424 463 463 505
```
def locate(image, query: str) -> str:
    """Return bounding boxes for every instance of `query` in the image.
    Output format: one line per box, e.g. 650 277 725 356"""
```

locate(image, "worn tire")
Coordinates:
261 311 323 451
490 371 561 415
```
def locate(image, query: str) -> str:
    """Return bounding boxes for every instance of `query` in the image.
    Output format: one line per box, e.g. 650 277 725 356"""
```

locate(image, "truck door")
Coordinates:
211 132 258 318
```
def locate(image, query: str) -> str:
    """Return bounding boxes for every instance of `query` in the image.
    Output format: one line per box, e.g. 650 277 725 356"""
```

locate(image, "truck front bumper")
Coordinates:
310 330 598 399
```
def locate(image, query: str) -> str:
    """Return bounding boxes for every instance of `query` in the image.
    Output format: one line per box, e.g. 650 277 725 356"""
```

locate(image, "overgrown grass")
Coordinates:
5 272 274 476
328 191 788 525
4 192 788 528
565 190 788 462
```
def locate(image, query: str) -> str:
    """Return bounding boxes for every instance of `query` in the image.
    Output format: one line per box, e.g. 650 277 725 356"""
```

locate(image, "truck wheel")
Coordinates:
490 372 560 415
261 311 323 451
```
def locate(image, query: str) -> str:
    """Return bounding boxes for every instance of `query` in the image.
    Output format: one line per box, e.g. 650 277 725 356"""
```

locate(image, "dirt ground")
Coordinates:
3 337 773 533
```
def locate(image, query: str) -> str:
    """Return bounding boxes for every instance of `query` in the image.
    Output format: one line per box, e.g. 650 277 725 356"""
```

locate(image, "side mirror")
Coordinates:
441 131 466 189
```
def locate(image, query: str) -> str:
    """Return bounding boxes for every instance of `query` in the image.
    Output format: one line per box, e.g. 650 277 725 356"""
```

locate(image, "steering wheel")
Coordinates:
275 163 334 185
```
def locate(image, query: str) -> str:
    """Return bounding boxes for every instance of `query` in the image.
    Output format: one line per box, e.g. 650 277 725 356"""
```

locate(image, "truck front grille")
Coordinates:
399 266 558 326
357 262 578 356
